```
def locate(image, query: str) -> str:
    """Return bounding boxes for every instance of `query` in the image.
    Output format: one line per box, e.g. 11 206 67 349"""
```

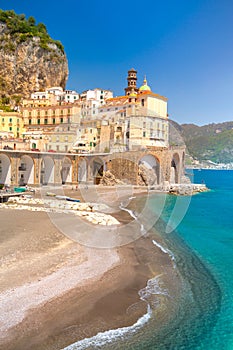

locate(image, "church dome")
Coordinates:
139 77 151 92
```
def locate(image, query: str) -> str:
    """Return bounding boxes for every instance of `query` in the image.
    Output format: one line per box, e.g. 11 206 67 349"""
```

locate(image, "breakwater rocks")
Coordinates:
1 197 120 226
168 183 209 196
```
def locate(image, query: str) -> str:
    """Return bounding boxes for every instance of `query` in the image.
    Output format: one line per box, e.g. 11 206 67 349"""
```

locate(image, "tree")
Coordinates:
28 16 36 26
37 22 47 34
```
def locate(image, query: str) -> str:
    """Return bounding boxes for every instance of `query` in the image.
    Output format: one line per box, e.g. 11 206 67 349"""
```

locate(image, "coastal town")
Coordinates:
0 68 189 189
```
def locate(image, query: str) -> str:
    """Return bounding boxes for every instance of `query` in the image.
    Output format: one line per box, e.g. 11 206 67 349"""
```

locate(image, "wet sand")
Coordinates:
0 186 176 350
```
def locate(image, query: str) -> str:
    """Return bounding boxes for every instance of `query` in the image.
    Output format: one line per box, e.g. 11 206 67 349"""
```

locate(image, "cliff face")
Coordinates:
0 22 68 97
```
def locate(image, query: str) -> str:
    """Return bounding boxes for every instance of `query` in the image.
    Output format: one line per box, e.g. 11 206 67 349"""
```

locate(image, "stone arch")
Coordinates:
61 157 72 184
41 156 54 185
91 157 105 185
139 154 160 186
78 158 87 183
0 154 11 185
19 155 34 185
170 153 180 184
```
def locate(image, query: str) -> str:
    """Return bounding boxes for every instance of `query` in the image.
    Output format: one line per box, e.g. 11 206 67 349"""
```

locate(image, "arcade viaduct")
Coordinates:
0 147 185 187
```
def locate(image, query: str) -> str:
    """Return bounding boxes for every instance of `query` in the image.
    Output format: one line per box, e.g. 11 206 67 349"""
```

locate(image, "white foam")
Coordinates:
63 308 151 349
63 276 169 350
152 239 176 267
139 276 169 304
120 203 146 234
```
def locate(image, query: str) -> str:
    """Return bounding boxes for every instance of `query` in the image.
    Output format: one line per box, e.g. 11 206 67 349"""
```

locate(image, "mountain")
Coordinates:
170 121 233 164
0 9 68 98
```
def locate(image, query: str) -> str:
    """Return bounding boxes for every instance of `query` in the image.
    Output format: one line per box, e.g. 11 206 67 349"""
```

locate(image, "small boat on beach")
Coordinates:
46 192 56 197
54 195 80 202
66 197 80 203
14 187 26 193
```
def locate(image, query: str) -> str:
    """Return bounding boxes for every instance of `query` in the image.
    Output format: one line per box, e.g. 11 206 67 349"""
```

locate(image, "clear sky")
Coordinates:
1 0 233 125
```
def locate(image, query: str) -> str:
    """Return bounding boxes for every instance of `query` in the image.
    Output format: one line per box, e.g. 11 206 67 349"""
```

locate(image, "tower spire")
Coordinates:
124 68 139 96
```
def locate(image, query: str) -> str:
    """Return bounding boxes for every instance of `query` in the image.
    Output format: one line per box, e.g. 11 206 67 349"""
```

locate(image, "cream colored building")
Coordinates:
22 104 81 128
0 111 25 138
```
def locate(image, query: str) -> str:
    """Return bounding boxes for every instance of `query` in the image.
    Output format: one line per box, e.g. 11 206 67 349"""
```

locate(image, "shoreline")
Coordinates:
0 187 180 350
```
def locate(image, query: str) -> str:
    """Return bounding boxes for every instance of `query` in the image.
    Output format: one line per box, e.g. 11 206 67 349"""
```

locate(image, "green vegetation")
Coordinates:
0 9 64 53
179 121 233 163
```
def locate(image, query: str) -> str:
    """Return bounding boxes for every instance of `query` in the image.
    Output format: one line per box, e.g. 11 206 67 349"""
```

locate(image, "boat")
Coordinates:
14 187 26 193
46 192 56 197
55 195 68 200
66 197 80 203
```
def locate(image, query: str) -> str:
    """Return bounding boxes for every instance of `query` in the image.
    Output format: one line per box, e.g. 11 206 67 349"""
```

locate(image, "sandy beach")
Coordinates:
0 186 177 350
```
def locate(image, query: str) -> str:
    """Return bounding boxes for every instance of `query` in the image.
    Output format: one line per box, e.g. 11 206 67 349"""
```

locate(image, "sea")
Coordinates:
64 169 233 350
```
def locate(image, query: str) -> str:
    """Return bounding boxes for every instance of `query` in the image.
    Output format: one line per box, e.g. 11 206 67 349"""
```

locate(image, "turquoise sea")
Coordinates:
65 169 233 350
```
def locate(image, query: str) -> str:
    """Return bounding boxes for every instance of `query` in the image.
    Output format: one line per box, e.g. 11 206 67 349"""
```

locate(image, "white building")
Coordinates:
79 88 113 119
64 90 80 103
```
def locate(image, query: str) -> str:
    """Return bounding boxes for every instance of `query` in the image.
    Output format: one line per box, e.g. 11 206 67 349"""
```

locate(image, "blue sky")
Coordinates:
1 0 233 125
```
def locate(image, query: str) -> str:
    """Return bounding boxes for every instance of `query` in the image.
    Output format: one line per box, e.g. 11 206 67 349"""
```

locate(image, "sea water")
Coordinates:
64 169 233 350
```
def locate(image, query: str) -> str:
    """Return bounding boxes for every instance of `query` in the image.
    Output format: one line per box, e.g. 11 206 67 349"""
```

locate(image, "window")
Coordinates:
37 111 40 116
9 127 12 131
29 112 31 117
141 99 145 107
29 119 32 125
53 118 56 124
44 118 48 124
61 110 63 114
53 110 55 115
2 118 4 122
17 119 19 123
37 119 40 125
56 145 59 151
9 118 12 123
143 122 146 128
45 111 48 116
143 131 146 137
60 118 63 123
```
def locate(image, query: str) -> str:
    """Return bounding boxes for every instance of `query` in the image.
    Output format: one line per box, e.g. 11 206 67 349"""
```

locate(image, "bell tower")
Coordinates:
125 68 139 95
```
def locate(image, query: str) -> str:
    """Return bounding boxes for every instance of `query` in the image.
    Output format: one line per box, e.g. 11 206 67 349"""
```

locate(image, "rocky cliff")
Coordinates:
0 10 68 98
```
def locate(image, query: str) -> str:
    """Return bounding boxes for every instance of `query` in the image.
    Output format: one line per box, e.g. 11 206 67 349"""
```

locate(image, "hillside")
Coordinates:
171 121 233 164
0 9 68 99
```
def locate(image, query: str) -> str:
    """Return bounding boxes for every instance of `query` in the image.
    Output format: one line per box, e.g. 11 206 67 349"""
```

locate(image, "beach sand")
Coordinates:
0 186 177 350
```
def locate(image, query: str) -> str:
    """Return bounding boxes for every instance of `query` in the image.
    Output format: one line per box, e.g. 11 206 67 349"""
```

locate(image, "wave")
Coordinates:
119 203 146 234
63 276 167 350
63 308 151 350
152 239 176 268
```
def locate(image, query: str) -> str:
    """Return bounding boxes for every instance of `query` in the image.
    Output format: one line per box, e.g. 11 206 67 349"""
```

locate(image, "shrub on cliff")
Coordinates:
0 9 64 53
